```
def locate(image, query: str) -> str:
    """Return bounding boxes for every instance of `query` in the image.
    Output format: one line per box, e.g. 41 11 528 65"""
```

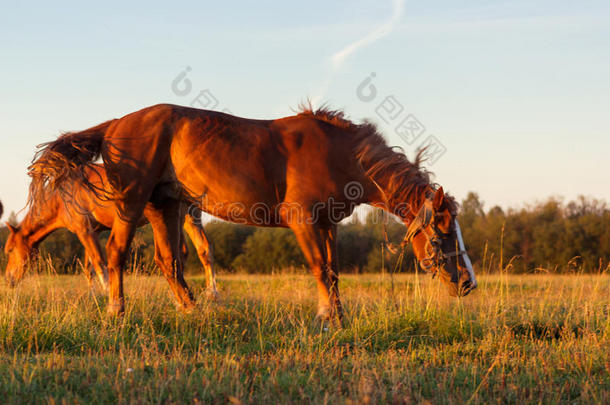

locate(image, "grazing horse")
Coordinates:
28 104 476 319
5 164 218 298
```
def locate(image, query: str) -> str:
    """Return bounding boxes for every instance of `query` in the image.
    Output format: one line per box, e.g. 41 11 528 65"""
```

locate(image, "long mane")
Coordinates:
298 104 457 213
27 120 114 216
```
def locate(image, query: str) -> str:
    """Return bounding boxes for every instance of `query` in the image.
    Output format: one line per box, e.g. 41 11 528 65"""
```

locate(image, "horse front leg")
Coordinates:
291 222 343 323
105 197 147 316
320 224 342 320
81 255 95 289
105 219 138 316
75 229 109 291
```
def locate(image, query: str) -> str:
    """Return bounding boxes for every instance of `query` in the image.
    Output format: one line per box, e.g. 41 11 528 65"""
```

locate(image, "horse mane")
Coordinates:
298 103 457 214
27 120 114 217
297 102 355 129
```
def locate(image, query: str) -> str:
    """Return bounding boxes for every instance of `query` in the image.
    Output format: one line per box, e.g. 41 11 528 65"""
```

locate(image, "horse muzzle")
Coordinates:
458 277 477 297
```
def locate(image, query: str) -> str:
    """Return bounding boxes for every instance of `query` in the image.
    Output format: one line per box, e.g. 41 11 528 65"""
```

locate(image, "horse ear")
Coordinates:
6 222 18 233
433 187 445 210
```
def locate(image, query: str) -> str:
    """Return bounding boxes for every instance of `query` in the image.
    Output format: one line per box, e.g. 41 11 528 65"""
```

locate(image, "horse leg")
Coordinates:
75 229 109 291
183 214 218 299
105 210 143 316
320 224 342 319
180 230 188 265
147 200 196 311
291 222 342 322
81 256 94 289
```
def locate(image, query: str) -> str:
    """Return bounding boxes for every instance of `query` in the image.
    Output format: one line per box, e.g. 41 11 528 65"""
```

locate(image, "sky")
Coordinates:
1 0 609 219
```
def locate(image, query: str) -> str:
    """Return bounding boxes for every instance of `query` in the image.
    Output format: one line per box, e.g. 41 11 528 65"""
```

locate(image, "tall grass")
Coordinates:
0 265 608 403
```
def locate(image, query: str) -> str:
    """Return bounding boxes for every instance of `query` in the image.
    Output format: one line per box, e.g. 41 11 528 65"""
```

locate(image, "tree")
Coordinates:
1 194 607 275
232 228 305 272
6 211 18 227
204 221 255 270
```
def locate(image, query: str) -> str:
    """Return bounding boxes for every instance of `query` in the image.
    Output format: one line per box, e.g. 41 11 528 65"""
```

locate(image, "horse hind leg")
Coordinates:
146 200 196 311
290 221 343 324
183 213 218 300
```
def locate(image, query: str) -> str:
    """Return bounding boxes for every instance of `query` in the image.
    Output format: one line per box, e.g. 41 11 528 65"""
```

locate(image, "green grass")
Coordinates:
0 272 608 404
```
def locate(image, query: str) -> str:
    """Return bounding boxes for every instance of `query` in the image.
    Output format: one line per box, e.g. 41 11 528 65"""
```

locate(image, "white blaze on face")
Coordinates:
454 219 477 288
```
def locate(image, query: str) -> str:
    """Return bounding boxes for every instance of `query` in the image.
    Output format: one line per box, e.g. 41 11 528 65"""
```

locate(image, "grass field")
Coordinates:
0 271 608 404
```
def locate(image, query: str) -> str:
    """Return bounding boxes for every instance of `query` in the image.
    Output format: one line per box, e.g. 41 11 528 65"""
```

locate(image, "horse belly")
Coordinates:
171 144 284 226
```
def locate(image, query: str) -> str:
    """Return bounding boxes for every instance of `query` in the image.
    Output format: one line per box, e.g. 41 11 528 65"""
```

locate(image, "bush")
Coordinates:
1 194 608 274
232 228 305 272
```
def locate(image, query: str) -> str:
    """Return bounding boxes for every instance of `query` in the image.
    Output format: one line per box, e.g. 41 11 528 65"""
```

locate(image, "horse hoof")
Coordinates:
177 300 197 313
315 307 332 321
106 303 125 316
315 307 344 328
205 288 219 301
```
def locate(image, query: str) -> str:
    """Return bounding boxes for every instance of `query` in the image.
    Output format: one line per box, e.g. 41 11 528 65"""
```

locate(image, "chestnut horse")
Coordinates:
28 104 476 319
5 164 217 297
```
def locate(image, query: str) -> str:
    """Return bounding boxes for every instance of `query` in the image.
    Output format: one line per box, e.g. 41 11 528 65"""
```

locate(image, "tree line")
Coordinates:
0 193 608 274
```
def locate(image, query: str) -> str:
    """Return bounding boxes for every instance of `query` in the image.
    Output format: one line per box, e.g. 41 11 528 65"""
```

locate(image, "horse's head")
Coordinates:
403 187 477 297
4 223 34 287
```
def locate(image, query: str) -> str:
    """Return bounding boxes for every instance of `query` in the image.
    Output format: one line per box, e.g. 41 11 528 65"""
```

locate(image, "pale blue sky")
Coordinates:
1 0 609 217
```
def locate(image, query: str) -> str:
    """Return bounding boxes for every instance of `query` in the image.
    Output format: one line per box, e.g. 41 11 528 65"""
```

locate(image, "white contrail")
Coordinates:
331 0 406 69
312 0 406 106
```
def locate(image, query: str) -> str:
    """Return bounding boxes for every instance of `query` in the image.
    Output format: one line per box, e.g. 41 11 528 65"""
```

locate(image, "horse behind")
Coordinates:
5 164 218 298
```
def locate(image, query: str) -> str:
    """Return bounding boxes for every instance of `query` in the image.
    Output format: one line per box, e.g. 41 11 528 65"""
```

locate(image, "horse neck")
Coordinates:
366 167 432 221
20 198 62 248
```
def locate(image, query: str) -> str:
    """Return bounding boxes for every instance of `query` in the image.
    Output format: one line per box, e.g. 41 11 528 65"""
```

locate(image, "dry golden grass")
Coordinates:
0 271 608 403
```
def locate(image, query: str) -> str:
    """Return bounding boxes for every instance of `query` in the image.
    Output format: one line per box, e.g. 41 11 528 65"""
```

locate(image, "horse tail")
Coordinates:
27 119 116 213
